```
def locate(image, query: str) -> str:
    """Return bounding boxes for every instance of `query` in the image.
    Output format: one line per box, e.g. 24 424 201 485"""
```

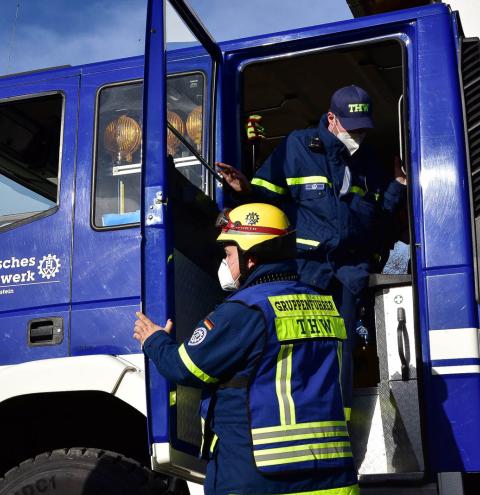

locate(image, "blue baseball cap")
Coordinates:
330 85 374 130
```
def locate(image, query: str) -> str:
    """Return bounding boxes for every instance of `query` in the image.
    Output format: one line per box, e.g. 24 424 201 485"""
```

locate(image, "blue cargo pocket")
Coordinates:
298 184 327 201
295 186 334 252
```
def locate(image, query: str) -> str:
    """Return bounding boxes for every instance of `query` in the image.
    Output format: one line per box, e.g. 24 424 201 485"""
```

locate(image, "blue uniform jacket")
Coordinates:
250 114 406 294
143 261 358 495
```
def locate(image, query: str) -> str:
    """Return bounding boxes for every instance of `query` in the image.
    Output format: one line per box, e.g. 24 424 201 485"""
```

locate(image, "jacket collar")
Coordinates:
318 113 347 158
240 260 298 290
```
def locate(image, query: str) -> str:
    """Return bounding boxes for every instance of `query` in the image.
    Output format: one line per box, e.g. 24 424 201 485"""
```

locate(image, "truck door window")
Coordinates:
93 82 143 228
167 73 206 191
0 93 63 229
93 73 206 229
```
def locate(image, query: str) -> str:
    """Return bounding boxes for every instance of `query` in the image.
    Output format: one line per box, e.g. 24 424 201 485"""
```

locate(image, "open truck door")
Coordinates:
142 0 223 481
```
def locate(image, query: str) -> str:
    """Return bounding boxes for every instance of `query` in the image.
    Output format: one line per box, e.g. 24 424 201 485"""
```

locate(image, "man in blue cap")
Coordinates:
217 85 407 419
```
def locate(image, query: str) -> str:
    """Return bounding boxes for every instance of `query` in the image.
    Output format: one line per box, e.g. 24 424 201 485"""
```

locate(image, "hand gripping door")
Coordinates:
143 0 222 479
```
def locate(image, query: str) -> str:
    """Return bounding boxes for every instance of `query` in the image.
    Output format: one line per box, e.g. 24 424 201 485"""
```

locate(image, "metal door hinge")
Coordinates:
145 188 167 226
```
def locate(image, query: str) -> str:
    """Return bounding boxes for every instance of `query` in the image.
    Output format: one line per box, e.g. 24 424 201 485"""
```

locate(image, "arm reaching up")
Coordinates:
216 162 251 194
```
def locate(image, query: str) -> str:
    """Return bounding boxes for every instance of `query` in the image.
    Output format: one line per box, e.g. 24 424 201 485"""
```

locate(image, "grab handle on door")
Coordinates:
28 317 64 346
397 307 410 381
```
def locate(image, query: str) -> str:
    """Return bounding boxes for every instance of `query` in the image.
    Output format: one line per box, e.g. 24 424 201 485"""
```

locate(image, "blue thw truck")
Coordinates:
0 1 479 493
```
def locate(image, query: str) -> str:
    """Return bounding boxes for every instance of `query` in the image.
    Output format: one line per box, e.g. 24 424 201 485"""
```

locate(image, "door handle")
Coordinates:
396 307 410 380
28 318 64 346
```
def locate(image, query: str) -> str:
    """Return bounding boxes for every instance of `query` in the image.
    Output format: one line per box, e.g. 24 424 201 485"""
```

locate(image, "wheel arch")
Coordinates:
0 355 150 476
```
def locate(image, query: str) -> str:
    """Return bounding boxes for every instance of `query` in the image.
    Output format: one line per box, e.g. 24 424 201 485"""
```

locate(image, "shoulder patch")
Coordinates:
188 327 208 346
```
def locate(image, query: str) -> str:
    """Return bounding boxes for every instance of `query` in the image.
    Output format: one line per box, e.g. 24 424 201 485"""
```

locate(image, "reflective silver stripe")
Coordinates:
280 346 290 424
254 446 352 461
275 344 295 425
252 425 348 441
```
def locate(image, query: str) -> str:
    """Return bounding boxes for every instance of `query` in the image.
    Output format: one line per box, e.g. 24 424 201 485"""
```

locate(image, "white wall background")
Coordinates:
448 0 480 37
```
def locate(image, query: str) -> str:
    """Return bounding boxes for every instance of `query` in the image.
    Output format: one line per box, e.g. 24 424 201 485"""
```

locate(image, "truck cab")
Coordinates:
0 2 480 494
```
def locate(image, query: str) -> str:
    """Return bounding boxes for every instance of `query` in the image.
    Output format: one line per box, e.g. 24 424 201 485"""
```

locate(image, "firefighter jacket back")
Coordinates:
229 279 354 475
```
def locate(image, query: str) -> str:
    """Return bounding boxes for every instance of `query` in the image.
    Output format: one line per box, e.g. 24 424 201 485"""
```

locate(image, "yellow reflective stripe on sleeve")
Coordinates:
350 185 366 196
178 344 219 384
251 178 287 195
238 484 360 495
275 344 296 425
296 238 320 247
169 391 176 406
286 176 332 186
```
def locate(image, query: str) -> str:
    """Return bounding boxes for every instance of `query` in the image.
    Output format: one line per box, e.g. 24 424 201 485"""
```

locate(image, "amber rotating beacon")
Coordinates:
167 110 185 156
186 105 203 151
104 114 142 165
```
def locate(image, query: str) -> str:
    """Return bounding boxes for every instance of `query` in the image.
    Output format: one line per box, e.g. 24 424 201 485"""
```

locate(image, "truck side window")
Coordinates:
93 73 206 229
0 93 63 229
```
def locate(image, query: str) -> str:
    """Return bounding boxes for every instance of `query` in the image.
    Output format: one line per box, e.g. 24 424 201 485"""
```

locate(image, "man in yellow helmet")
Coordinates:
134 203 358 495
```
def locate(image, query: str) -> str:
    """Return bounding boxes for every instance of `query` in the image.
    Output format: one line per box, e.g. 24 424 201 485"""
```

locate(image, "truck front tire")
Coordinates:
0 448 169 495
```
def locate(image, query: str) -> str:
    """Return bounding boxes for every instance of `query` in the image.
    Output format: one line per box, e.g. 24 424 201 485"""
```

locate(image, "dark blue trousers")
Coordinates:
295 258 358 419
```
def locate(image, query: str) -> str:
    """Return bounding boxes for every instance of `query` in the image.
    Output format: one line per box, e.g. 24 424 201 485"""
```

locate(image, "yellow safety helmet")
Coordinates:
216 203 292 252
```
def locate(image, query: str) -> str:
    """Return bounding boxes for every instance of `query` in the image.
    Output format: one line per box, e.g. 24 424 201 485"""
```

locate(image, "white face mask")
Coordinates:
333 118 366 155
217 259 240 291
336 131 366 155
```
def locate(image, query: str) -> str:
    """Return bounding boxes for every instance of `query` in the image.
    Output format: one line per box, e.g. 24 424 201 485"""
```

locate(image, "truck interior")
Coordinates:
237 38 424 482
0 93 62 229
158 36 424 484
149 35 424 484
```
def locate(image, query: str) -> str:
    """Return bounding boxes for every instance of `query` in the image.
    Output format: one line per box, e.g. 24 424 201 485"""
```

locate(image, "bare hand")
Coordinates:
133 312 173 346
216 162 251 194
394 156 407 185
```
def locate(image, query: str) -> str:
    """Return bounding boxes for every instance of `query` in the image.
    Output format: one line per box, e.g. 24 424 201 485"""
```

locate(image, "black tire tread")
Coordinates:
0 447 168 494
